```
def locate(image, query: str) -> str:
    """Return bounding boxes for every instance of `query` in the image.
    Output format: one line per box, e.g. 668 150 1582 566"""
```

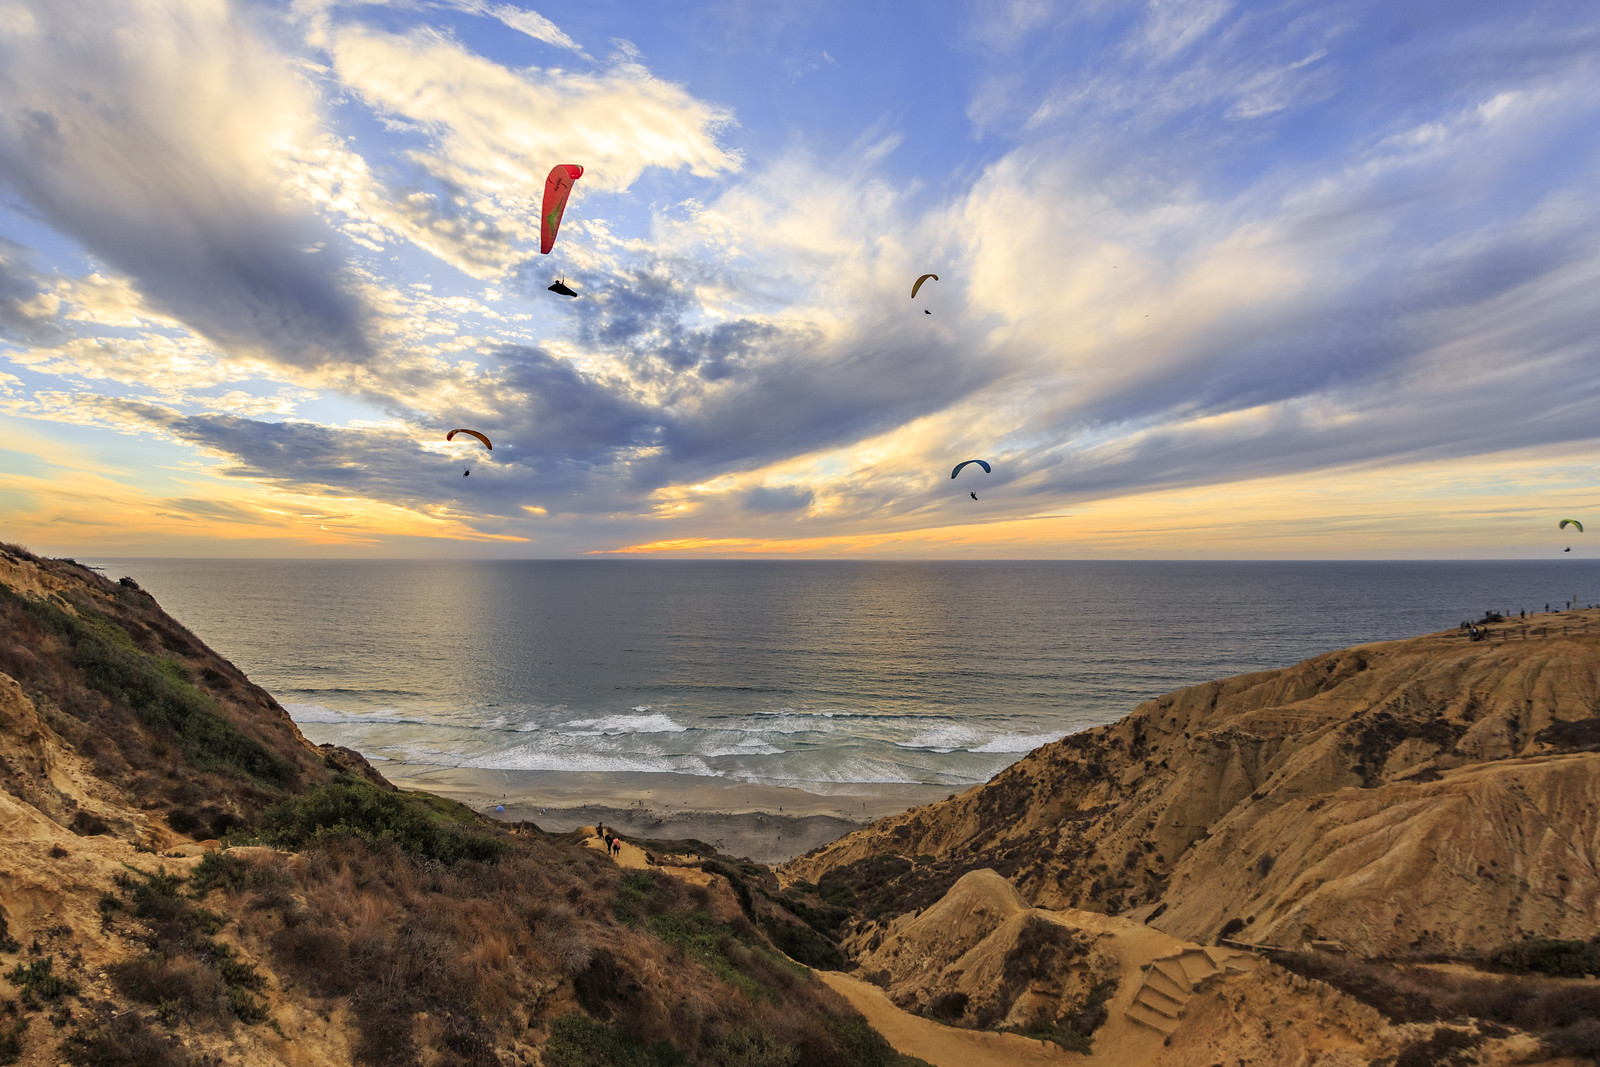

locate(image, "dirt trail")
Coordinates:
583 826 714 885
583 826 650 869
816 970 1079 1067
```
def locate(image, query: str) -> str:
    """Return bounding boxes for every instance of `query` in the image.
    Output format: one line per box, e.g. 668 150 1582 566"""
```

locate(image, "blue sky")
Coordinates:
1 0 1597 557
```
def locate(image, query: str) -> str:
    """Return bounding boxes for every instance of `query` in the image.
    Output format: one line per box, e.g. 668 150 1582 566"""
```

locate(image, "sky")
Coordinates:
1 0 1597 559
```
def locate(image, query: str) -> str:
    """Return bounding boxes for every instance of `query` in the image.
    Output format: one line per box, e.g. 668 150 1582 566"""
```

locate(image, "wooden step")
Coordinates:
1125 1001 1179 1036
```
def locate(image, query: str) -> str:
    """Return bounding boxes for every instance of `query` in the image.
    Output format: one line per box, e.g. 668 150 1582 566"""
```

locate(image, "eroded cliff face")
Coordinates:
783 614 1600 958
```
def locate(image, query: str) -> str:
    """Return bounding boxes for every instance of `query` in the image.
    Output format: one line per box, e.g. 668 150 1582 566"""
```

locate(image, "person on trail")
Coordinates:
612 836 622 857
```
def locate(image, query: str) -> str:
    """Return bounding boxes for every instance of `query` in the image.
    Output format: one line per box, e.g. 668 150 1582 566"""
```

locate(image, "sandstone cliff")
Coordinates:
783 613 1600 959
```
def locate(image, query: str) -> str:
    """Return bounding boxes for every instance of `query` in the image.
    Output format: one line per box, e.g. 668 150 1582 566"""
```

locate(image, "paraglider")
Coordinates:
447 428 491 476
911 273 938 299
446 429 492 451
1560 519 1583 553
541 165 583 254
541 164 584 296
952 460 990 500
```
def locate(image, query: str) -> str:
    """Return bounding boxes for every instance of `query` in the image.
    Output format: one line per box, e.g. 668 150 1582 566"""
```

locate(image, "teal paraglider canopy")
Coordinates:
951 459 991 479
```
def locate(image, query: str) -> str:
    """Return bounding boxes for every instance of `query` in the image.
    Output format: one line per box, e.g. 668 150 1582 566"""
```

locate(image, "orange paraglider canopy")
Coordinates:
446 429 492 450
541 164 584 254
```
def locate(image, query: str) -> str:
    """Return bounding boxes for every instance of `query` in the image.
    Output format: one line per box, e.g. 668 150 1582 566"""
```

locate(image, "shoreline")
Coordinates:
381 765 959 865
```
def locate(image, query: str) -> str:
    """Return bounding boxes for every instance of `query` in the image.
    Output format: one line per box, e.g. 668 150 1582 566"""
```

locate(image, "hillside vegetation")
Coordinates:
0 543 925 1067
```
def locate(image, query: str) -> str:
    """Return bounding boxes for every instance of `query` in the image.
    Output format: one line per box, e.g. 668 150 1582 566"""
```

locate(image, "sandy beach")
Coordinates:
383 764 957 865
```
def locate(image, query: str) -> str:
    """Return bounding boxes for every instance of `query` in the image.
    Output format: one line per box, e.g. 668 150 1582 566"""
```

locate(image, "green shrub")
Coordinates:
6 957 79 1003
648 912 762 1000
824 1014 934 1066
0 1015 25 1066
187 851 248 896
1489 938 1600 977
257 780 508 865
0 588 294 784
62 1014 192 1067
102 866 269 1026
759 917 844 970
614 871 661 926
543 1013 688 1067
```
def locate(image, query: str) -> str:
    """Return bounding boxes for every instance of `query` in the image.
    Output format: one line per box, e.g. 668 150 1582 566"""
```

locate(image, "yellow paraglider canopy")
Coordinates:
446 429 492 450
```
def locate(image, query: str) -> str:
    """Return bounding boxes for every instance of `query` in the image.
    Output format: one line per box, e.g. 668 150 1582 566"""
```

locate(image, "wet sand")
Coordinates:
382 765 958 866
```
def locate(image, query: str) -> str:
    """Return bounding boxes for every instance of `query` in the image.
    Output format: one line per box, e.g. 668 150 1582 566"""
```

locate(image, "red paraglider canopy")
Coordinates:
541 164 584 254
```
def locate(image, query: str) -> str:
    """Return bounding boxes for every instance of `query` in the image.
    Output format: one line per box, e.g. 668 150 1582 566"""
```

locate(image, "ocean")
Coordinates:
98 559 1599 793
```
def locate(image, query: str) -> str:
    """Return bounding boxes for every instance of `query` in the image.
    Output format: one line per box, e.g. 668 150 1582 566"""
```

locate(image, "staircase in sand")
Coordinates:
1124 946 1259 1037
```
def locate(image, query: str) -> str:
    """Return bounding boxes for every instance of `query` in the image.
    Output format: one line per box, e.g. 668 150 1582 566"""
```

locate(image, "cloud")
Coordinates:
0 242 66 346
6 0 1600 558
0 0 377 371
741 485 814 513
296 16 741 276
443 0 585 55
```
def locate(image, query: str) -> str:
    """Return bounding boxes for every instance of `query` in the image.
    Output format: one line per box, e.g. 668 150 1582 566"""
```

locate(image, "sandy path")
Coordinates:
584 826 717 887
584 827 651 869
816 971 1079 1067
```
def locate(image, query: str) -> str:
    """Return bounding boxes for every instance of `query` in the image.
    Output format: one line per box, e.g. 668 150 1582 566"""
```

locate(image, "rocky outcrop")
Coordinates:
784 613 1600 959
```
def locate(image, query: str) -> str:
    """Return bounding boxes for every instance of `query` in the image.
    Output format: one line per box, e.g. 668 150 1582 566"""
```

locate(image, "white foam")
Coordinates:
701 740 785 757
559 711 687 735
735 712 839 735
894 723 987 752
282 703 428 728
970 732 1063 754
457 745 717 776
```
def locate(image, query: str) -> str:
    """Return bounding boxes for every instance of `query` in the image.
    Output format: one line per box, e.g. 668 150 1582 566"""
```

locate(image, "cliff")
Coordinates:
783 613 1600 960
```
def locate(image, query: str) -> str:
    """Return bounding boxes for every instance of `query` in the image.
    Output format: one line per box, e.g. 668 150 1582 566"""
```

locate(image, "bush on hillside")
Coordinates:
1488 938 1600 978
0 584 295 785
257 779 508 865
1274 950 1600 1055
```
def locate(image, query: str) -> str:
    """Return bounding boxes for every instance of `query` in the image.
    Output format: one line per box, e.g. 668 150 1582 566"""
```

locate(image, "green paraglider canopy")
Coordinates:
1559 518 1583 532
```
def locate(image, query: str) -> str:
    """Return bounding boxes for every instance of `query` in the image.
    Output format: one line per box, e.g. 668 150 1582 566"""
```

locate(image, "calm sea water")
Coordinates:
96 560 1600 791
